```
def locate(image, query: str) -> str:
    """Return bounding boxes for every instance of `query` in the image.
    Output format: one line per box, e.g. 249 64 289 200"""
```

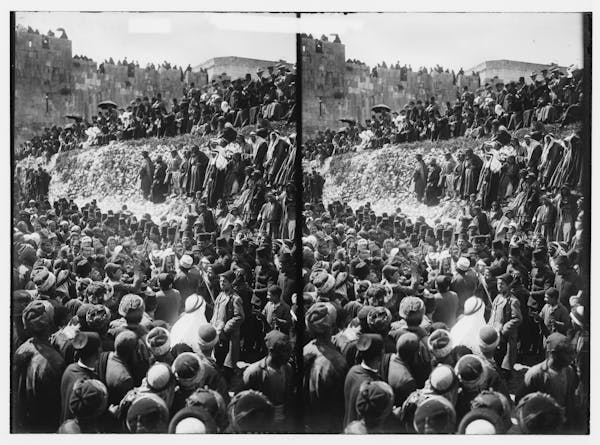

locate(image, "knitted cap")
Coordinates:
355 380 394 422
69 378 108 419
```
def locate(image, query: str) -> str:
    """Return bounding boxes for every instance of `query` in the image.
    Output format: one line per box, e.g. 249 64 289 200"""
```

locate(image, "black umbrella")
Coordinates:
98 100 118 109
65 114 82 121
371 104 391 113
339 118 356 125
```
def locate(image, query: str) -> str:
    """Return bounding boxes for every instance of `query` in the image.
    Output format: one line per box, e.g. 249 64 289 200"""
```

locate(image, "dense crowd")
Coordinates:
297 98 588 432
304 65 583 161
299 184 587 433
16 64 296 161
12 181 301 432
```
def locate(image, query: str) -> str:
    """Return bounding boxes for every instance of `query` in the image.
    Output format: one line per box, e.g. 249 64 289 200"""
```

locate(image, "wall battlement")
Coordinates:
14 26 208 145
301 36 563 134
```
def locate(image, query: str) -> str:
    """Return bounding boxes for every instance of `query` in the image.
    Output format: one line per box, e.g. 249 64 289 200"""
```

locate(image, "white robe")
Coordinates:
450 298 486 354
169 300 208 355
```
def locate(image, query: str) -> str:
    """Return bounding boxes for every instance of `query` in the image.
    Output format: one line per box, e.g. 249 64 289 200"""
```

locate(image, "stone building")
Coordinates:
194 56 294 81
13 25 208 145
467 59 569 86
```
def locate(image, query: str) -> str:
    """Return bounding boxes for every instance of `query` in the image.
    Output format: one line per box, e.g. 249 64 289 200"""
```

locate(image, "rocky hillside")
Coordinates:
17 122 295 221
320 124 580 223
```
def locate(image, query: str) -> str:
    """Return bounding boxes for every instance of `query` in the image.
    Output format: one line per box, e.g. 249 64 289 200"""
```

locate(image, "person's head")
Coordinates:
227 390 274 433
355 380 394 429
118 294 145 325
68 378 108 421
104 262 122 281
115 330 139 362
545 333 573 369
413 395 457 434
126 393 170 433
516 392 565 434
305 302 336 338
267 285 282 303
496 273 512 293
435 275 451 293
158 273 173 291
219 270 235 292
396 332 419 363
399 296 425 327
543 287 559 307
265 330 292 367
72 331 102 364
356 333 384 368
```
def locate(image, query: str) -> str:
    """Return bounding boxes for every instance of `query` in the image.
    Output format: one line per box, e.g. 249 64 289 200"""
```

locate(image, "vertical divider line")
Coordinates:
293 11 306 433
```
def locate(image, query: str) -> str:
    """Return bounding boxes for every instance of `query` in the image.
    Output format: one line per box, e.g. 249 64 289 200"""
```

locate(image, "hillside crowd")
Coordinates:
304 65 583 161
15 64 296 161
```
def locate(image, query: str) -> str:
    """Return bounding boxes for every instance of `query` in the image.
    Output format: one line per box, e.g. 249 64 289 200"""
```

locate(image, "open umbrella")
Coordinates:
371 104 391 113
98 100 118 109
339 118 356 125
65 114 82 121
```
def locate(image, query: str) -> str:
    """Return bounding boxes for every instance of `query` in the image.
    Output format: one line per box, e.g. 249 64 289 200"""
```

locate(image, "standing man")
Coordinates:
413 154 428 203
168 148 183 196
211 270 245 383
140 150 154 200
488 273 522 380
343 333 384 426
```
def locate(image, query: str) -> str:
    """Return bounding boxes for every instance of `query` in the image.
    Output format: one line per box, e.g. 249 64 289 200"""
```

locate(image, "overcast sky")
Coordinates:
14 12 585 71
15 12 296 68
302 13 585 71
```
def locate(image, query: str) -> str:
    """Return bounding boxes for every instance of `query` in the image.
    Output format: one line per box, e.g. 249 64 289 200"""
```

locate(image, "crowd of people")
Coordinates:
12 181 301 432
304 65 583 161
299 183 587 433
11 49 589 434
410 126 583 213
135 120 297 220
15 64 296 161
